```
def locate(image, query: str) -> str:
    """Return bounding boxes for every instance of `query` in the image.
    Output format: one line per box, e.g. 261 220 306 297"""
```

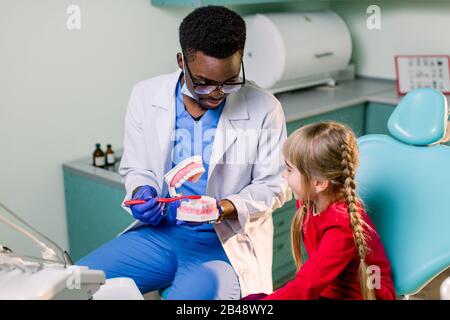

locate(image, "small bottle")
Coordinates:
105 144 116 167
93 143 105 168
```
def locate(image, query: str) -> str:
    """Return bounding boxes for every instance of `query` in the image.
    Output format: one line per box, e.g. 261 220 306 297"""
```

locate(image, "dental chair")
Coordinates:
356 88 450 299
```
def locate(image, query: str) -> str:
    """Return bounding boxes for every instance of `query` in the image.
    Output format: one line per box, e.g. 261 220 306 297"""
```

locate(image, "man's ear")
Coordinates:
313 179 329 194
176 52 183 69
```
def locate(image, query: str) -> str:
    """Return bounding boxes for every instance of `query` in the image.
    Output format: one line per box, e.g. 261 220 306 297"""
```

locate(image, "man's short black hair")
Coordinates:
179 6 246 60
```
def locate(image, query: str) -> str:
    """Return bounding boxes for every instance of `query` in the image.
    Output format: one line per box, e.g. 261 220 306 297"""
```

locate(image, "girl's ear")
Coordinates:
313 179 329 194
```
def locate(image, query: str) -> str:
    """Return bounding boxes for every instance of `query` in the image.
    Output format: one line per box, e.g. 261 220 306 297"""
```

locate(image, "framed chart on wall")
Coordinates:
394 55 450 95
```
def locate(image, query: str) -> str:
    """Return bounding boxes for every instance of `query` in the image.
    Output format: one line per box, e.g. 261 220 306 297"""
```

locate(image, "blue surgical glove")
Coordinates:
129 185 164 226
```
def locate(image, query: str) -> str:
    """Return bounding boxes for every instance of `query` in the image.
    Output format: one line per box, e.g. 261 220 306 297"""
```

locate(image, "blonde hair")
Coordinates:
283 121 376 300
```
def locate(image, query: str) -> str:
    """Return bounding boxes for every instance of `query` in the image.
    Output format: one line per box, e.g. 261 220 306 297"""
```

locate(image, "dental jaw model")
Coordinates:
164 155 205 198
164 155 219 223
177 196 219 223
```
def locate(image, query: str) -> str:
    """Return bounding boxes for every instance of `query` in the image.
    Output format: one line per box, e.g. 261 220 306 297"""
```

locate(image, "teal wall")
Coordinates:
364 102 395 135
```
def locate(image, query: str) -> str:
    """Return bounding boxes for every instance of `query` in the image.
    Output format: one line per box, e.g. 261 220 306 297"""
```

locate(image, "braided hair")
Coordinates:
341 134 376 300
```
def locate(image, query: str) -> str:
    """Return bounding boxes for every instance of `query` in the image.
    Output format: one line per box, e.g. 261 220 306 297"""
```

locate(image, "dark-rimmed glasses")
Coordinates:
182 52 246 95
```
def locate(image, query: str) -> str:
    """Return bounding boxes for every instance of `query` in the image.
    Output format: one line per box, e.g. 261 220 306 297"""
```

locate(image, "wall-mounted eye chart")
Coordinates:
395 55 450 95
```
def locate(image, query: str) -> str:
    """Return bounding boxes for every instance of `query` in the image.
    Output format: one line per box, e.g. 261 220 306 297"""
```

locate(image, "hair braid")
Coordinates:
341 138 376 300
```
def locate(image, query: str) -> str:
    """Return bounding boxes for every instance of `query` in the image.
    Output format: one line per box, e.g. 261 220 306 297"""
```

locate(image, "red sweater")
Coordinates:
264 200 396 300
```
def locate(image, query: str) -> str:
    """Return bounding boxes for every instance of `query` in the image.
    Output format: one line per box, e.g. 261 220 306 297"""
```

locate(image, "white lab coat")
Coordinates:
119 69 288 297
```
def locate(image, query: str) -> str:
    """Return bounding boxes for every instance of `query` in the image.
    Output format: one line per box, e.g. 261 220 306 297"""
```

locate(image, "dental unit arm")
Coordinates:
0 201 67 263
0 201 106 300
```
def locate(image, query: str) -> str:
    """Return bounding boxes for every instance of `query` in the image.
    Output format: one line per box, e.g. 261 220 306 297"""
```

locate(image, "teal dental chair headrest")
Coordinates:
388 88 448 145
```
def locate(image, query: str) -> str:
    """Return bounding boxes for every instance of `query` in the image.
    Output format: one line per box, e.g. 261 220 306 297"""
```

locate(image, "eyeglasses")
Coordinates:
182 52 246 95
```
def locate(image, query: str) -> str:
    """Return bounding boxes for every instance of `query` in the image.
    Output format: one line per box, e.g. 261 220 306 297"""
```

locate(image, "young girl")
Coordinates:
247 122 396 300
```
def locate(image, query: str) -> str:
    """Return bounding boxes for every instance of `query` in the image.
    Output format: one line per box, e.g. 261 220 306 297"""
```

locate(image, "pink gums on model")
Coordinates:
177 196 219 222
169 162 204 187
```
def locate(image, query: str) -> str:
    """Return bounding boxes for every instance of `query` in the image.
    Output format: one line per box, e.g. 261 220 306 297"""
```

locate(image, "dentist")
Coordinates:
77 6 287 300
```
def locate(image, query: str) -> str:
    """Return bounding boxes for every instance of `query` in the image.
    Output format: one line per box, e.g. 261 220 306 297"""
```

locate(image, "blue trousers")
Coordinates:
76 224 241 300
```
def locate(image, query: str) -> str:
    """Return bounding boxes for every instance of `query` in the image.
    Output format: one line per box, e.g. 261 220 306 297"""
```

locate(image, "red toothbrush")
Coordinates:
124 195 201 206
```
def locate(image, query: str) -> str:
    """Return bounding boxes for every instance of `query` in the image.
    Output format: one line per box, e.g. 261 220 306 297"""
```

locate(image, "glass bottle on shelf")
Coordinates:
93 143 105 168
105 144 116 167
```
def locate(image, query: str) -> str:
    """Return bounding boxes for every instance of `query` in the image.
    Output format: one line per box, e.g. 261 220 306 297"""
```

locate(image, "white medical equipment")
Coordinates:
0 253 104 300
244 10 354 94
0 201 143 300
441 277 450 300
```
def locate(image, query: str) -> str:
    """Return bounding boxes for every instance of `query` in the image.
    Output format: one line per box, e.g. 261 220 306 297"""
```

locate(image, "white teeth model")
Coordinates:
162 155 217 222
177 196 219 223
164 155 203 184
163 155 205 197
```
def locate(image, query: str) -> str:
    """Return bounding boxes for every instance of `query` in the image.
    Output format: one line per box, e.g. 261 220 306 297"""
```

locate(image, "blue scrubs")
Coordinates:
77 77 240 300
77 224 240 299
171 79 224 232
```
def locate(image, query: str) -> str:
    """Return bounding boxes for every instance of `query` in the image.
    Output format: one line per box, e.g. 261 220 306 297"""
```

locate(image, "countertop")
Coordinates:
63 77 405 187
63 154 125 189
276 77 400 122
